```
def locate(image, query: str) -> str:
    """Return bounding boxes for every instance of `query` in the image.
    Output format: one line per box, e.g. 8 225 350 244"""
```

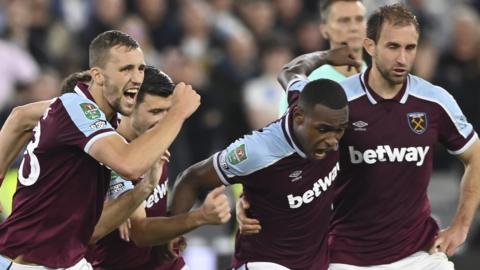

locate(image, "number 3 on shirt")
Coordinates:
18 123 42 186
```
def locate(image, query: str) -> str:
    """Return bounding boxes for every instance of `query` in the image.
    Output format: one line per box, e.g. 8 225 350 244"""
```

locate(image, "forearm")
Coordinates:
121 110 186 178
170 158 220 215
170 179 201 215
130 209 206 246
277 51 329 89
0 104 46 178
90 182 154 243
451 164 480 231
450 139 480 233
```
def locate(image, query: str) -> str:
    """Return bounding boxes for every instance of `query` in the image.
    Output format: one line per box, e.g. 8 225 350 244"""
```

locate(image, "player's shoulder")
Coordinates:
339 73 365 101
59 92 99 109
221 120 295 174
58 92 107 123
407 74 458 108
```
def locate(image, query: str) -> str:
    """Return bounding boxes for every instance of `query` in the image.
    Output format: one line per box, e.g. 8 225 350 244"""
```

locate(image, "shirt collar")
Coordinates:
359 67 410 105
74 82 119 128
281 109 307 159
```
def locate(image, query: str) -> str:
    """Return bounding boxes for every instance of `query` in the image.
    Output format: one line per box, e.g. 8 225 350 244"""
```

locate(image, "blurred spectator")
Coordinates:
236 0 276 42
434 6 480 132
80 0 126 67
207 0 247 39
293 15 326 55
210 31 258 142
134 0 182 51
120 15 162 65
243 37 291 129
273 0 304 34
27 70 61 102
0 39 39 108
179 0 213 61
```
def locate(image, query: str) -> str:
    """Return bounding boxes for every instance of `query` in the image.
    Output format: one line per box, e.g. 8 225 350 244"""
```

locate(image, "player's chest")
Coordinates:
344 101 439 147
252 154 340 196
144 180 168 216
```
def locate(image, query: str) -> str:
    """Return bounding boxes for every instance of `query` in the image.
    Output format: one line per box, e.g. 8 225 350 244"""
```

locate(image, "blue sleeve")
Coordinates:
108 171 135 200
59 93 117 153
212 123 294 185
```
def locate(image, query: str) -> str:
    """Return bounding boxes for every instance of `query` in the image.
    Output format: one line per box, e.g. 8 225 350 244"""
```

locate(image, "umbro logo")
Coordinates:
353 121 368 131
289 170 303 182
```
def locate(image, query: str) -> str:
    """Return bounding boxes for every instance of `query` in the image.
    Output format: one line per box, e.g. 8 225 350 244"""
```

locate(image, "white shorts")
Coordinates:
236 261 291 270
0 256 92 270
329 251 454 270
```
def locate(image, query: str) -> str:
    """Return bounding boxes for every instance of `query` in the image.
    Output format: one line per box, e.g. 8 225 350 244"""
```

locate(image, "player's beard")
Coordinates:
374 58 407 86
105 77 133 116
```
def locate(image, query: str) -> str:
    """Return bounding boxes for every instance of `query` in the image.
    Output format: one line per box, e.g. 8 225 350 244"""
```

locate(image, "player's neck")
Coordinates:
90 85 115 121
368 66 404 99
117 117 137 141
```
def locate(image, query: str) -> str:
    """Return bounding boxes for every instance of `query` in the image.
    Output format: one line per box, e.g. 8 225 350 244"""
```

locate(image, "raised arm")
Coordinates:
277 46 361 89
90 161 164 244
431 139 480 256
89 83 200 180
0 100 51 179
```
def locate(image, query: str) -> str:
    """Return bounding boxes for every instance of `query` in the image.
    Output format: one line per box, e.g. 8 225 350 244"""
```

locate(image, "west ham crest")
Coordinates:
407 112 427 134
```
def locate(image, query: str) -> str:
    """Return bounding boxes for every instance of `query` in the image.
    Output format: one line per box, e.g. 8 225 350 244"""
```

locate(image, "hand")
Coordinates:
325 45 362 73
199 186 231 225
144 157 166 188
170 83 201 120
236 196 261 235
118 218 132 242
429 225 468 256
153 236 187 261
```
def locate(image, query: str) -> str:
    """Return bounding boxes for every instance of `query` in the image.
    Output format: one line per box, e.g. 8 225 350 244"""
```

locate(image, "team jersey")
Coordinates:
329 69 477 265
213 80 340 270
0 83 118 267
278 63 367 116
87 162 186 270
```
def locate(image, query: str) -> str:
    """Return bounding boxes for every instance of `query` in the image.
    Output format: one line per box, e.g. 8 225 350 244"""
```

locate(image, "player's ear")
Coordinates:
90 68 105 86
320 23 329 40
364 38 375 57
293 105 305 125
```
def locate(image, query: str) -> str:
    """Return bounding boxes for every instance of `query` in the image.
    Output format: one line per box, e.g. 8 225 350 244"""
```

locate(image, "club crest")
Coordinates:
407 112 427 134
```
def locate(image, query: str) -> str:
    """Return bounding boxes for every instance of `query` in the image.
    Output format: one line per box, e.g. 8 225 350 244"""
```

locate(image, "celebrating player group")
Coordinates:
1 2 479 270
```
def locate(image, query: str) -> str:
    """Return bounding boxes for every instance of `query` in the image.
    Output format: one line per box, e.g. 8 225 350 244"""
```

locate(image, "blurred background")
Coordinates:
0 0 479 269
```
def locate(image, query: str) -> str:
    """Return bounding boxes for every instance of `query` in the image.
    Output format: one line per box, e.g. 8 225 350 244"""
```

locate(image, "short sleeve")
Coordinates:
286 79 309 108
107 171 134 200
58 93 118 153
212 124 293 185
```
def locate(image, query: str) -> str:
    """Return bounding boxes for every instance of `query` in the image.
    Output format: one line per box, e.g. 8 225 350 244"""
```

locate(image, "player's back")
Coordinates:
0 84 117 268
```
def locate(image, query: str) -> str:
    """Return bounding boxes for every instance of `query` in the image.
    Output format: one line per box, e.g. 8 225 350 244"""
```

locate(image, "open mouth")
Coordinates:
393 68 407 76
124 89 138 104
313 149 326 159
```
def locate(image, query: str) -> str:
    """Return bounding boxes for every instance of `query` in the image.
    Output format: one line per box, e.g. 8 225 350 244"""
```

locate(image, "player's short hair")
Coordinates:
319 0 363 23
136 66 175 106
89 30 139 68
367 3 420 42
298 79 348 113
60 70 91 94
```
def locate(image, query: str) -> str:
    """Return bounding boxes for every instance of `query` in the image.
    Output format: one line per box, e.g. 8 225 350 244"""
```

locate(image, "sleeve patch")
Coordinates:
108 171 134 200
89 120 108 130
80 103 101 120
227 144 248 165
